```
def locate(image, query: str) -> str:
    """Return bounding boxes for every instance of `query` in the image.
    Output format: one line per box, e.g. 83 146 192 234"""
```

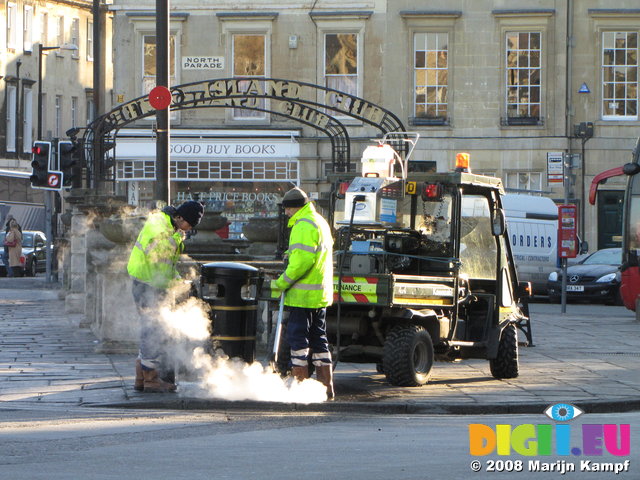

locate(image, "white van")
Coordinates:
502 194 558 294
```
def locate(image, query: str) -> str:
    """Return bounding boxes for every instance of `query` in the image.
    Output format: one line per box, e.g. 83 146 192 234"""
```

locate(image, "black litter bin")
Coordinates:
200 262 261 363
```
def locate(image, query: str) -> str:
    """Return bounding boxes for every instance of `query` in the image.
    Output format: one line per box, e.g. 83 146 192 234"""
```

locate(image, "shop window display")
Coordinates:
174 182 291 239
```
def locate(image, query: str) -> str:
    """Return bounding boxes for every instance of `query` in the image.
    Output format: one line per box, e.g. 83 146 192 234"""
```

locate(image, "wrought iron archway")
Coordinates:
83 78 408 189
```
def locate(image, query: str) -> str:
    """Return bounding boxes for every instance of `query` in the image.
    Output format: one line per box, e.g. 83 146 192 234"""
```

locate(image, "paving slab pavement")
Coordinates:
1 276 640 414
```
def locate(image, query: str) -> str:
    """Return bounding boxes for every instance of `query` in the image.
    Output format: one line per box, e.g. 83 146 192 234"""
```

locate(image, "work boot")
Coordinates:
160 369 175 385
315 364 335 400
142 368 177 393
291 365 309 382
134 359 144 392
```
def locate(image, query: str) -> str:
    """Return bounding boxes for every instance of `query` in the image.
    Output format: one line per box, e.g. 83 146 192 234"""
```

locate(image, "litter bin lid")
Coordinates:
201 261 260 275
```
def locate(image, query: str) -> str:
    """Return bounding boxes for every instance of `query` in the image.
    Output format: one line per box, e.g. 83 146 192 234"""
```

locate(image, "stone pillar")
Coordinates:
242 216 279 257
89 244 139 353
64 208 91 315
63 191 131 338
86 214 145 352
182 212 228 253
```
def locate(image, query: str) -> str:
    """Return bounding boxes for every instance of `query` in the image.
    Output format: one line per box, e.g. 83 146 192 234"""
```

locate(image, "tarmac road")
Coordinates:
0 408 637 480
1 276 640 414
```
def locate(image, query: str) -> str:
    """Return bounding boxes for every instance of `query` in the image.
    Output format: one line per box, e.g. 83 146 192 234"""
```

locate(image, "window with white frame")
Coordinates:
414 32 448 123
324 33 358 109
142 34 176 95
56 16 64 48
55 95 62 138
86 96 95 124
41 12 48 47
505 32 541 123
71 97 78 128
7 2 17 50
70 18 79 53
23 87 33 153
87 20 93 61
141 33 178 122
6 85 17 152
504 171 542 192
602 31 638 120
232 34 266 119
23 5 33 52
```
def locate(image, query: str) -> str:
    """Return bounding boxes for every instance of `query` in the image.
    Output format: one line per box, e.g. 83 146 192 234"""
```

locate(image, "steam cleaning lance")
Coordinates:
270 293 286 371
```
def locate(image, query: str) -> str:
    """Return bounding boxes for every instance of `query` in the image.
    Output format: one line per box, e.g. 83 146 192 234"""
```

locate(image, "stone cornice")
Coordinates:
492 9 555 18
400 11 462 19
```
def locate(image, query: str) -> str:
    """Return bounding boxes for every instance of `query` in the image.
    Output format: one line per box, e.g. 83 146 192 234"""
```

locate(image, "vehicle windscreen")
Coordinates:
459 195 497 279
582 249 621 265
22 233 34 247
415 193 453 253
626 173 640 265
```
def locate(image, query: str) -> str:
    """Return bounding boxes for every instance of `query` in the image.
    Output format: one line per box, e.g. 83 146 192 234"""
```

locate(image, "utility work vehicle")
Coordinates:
325 135 531 386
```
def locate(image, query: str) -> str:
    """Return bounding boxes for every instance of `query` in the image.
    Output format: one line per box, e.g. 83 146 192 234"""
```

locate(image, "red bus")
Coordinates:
589 138 640 315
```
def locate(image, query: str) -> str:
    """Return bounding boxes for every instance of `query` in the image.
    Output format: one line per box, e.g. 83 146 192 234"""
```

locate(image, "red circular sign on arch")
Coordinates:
149 86 172 110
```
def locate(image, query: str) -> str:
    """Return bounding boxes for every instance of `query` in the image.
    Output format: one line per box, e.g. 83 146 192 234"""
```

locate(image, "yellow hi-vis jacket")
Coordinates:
127 211 184 289
273 202 334 308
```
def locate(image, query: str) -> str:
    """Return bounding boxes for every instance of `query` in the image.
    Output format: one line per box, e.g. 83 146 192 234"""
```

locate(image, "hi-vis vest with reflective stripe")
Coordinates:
275 202 334 308
127 211 184 289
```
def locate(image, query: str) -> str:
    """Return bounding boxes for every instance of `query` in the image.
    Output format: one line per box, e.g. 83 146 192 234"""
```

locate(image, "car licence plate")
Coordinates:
566 285 584 292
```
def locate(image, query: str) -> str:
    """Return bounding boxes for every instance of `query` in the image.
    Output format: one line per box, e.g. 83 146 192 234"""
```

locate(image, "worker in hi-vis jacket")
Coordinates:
272 187 335 399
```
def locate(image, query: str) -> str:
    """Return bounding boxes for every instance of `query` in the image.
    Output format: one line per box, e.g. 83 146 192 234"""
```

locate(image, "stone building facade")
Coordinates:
3 0 639 249
0 0 111 172
102 0 640 250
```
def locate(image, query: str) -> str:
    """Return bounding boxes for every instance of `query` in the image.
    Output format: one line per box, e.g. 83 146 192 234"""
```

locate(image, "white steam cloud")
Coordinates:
155 291 327 404
186 349 327 403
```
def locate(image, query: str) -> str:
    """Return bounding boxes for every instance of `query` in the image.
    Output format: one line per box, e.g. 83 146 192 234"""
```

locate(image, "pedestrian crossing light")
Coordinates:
30 141 52 188
58 140 76 187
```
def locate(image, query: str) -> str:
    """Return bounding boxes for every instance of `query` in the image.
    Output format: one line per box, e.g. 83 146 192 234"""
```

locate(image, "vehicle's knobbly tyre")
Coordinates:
383 324 434 387
490 323 519 379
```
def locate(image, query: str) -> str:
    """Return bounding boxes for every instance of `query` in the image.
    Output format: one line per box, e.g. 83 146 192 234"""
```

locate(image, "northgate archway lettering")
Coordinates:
85 78 407 189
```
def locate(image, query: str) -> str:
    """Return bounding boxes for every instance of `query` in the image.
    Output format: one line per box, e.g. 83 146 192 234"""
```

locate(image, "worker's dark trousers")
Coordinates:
131 279 170 371
286 307 332 367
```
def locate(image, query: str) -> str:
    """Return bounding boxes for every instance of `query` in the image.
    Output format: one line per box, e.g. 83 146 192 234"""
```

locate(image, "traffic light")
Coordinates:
58 140 76 187
30 141 52 188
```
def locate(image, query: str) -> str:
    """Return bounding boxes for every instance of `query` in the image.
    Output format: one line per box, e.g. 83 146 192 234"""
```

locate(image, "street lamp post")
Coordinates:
36 43 76 283
37 44 59 284
37 43 78 140
37 44 61 140
155 0 170 205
